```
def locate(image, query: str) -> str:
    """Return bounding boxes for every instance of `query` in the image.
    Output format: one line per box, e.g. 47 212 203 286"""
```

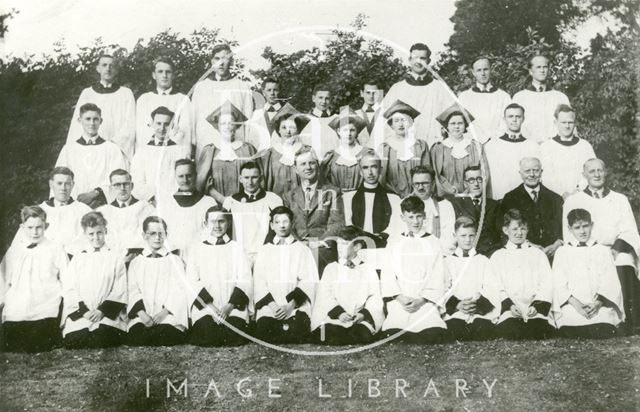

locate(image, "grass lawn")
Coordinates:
1 336 639 411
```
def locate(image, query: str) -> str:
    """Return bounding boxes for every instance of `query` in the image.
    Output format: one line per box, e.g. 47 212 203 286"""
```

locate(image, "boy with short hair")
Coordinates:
1 206 68 352
253 206 319 344
444 216 501 341
187 206 252 346
61 211 127 348
553 208 624 339
491 209 555 339
311 226 383 345
380 196 448 343
300 84 339 158
127 216 189 346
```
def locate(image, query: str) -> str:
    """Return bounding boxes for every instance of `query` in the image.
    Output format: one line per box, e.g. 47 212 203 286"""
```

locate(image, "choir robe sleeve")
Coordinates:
61 257 85 321
430 143 458 197
380 248 402 299
185 247 211 310
420 249 447 309
310 266 342 330
551 246 574 310
162 256 190 326
293 246 320 308
230 246 254 314
127 258 147 318
613 197 640 261
363 266 385 331
594 246 625 318
478 257 502 317
253 246 275 310
99 256 128 319
532 249 554 312
113 88 136 160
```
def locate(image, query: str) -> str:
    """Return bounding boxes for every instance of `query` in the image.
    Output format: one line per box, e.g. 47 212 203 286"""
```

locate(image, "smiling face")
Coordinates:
175 164 195 192
529 56 549 83
519 158 542 188
447 114 466 139
312 91 330 111
270 213 292 238
583 159 607 190
472 59 491 85
96 56 117 83
390 113 412 137
337 123 358 146
504 107 525 132
49 173 74 203
211 49 232 77
84 225 107 249
409 49 430 75
555 110 576 138
205 211 229 238
569 219 592 243
278 118 298 139
152 61 173 90
79 110 102 136
262 82 279 104
401 210 425 234
21 216 47 244
294 151 319 182
503 220 528 245
455 226 477 251
360 156 381 185
144 222 166 251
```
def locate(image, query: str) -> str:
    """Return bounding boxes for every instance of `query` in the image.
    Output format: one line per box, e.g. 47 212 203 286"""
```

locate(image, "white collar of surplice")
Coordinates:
379 132 418 162
334 143 363 167
441 136 473 159
272 136 302 166
214 139 243 162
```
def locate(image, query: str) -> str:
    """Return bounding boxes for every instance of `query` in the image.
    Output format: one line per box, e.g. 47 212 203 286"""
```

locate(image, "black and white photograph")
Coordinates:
0 0 639 410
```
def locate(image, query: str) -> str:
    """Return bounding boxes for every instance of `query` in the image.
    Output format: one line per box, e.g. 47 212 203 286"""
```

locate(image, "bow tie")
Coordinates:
319 110 329 118
365 105 375 113
344 260 356 269
26 243 38 249
462 250 469 257
577 242 588 247
267 105 276 112
148 252 163 258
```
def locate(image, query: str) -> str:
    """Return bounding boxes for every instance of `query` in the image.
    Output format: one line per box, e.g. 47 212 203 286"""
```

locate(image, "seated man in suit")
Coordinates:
282 146 345 276
500 157 563 260
450 166 501 257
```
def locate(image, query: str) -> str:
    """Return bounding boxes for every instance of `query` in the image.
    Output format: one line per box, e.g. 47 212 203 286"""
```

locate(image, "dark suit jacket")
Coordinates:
451 196 502 257
283 183 345 240
500 184 563 247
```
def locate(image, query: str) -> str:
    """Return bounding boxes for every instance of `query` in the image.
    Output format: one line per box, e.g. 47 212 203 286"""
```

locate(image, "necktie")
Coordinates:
26 243 37 249
267 105 276 112
248 195 254 202
365 105 374 113
516 244 522 249
94 247 101 252
472 198 480 207
321 110 329 118
462 250 469 257
578 242 587 247
407 231 414 237
119 202 126 208
304 187 313 209
537 86 544 93
215 237 226 245
531 190 538 203
594 191 601 199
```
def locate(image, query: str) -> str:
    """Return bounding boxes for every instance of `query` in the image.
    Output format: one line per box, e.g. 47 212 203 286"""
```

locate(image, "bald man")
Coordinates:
500 157 564 259
563 158 640 333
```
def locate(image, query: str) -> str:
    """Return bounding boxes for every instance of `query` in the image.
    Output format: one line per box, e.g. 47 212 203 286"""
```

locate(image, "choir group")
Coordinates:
1 42 639 353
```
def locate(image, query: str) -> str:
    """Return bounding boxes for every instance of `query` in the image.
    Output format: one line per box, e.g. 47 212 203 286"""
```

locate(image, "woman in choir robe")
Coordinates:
187 206 253 346
320 108 369 192
311 226 384 345
376 100 431 198
490 209 555 340
253 206 319 344
127 216 189 346
1 206 68 353
255 103 312 197
553 209 624 339
380 196 448 343
444 217 501 341
197 100 257 198
61 212 127 349
431 104 487 198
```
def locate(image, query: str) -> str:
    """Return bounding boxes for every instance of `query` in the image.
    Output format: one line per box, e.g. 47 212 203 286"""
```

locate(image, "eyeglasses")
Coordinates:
465 177 484 184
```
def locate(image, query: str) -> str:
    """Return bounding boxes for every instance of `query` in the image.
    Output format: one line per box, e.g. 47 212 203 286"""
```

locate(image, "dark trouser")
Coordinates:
3 318 61 353
190 316 248 347
558 324 617 339
384 327 448 344
128 324 185 346
497 318 554 340
315 324 375 345
617 265 640 332
254 313 311 344
446 318 495 341
64 325 125 349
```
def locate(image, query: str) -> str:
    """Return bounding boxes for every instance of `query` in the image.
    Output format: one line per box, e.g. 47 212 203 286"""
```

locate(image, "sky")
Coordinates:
2 0 610 70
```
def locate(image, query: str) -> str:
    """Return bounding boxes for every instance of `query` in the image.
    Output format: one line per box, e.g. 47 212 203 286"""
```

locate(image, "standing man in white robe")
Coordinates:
66 54 136 159
61 211 127 348
354 81 384 147
380 196 448 343
56 103 128 208
540 104 595 198
192 44 254 160
187 206 252 346
135 56 192 153
1 206 68 352
484 103 539 200
221 161 282 264
563 158 640 333
299 85 339 159
253 206 319 344
457 56 511 144
130 106 191 201
127 216 189 346
97 169 155 262
382 43 455 148
512 54 571 143
553 208 624 338
155 159 217 255
246 78 283 152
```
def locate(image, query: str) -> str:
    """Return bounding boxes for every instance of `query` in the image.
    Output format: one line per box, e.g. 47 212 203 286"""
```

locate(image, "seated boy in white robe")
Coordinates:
380 196 448 343
127 216 189 346
56 103 127 208
553 208 624 339
1 206 68 352
491 209 555 340
253 206 319 344
311 226 383 345
187 206 252 347
61 211 127 349
444 216 501 341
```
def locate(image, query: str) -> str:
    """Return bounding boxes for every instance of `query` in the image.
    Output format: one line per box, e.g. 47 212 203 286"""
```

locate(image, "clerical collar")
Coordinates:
148 137 177 146
552 135 579 146
310 108 332 118
77 136 106 146
405 72 433 86
472 83 494 93
155 87 175 95
272 235 295 245
504 241 529 250
46 197 75 207
92 82 120 94
204 234 231 245
584 186 610 199
142 247 171 258
111 196 138 208
453 247 476 258
499 132 526 143
362 182 379 192
232 188 266 203
569 239 597 247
